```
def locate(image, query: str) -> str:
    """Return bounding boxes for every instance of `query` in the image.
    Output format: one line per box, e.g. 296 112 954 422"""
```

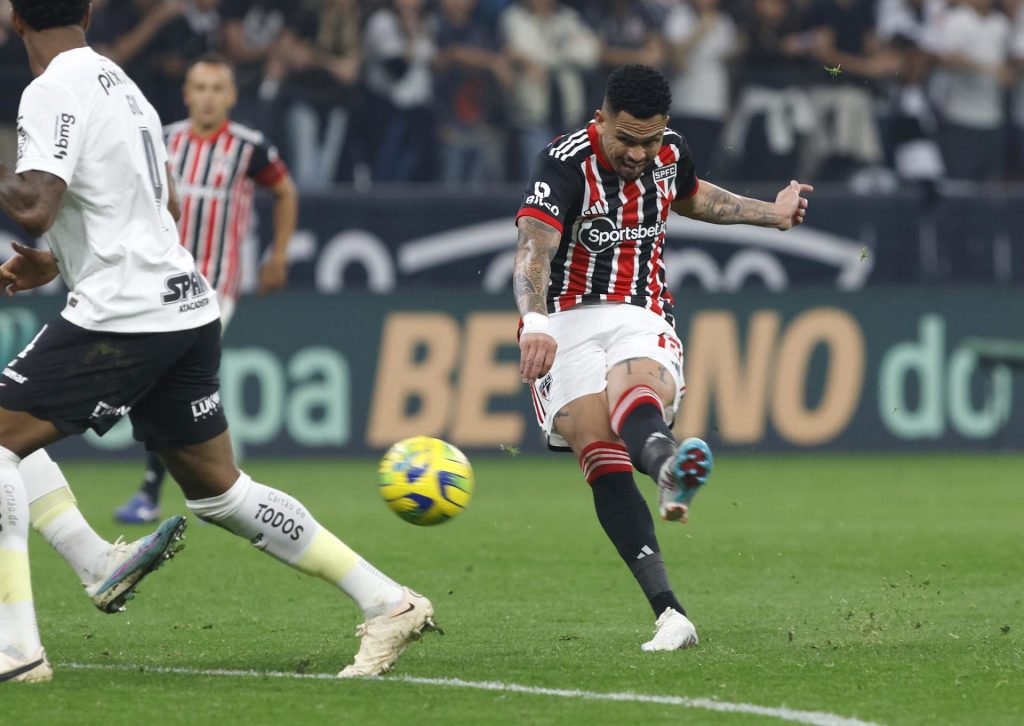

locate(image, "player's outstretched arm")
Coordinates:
0 167 67 237
258 175 298 295
672 179 813 231
513 216 560 384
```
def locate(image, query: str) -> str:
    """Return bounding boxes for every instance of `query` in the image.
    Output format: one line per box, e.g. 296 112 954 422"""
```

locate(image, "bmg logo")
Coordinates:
53 113 75 160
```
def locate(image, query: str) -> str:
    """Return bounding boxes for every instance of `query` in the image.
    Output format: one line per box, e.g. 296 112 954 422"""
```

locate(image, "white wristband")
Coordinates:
521 312 550 336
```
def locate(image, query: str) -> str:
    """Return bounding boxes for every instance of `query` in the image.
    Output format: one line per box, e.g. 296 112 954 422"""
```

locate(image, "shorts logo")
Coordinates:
539 373 553 401
2 367 27 384
53 113 75 160
525 181 560 218
575 217 667 254
90 401 131 421
161 272 210 309
190 391 221 421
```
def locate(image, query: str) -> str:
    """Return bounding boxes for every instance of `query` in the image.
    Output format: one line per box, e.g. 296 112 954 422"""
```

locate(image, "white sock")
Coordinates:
187 472 404 617
21 449 110 585
0 446 43 661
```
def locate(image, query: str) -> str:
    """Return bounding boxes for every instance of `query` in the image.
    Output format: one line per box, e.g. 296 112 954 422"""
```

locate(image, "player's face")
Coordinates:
595 108 667 182
184 63 237 131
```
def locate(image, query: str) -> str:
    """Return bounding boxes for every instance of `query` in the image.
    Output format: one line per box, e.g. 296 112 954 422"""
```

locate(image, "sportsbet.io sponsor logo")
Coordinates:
524 182 560 218
575 217 667 254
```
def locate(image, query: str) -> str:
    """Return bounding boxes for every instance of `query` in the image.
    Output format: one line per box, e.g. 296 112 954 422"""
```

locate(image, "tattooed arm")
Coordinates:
672 179 813 231
513 216 561 383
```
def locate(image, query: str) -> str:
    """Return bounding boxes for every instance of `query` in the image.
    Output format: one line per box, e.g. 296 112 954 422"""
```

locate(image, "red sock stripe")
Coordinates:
578 441 632 485
610 385 664 435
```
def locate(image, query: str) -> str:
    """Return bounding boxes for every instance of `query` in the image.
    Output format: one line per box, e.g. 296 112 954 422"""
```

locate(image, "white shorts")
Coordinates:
530 304 686 451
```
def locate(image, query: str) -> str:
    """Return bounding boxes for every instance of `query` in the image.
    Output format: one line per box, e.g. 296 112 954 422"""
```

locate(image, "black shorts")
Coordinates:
0 316 228 451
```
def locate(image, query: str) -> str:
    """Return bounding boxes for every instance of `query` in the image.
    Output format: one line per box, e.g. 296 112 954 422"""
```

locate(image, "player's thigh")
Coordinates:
158 430 239 500
552 392 621 455
0 408 64 458
605 307 685 409
129 319 233 496
606 357 677 408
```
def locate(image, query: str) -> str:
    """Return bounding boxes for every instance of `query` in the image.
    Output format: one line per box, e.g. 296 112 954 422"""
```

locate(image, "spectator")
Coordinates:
0 0 33 166
499 0 600 179
89 0 188 119
930 0 1011 181
782 0 895 179
363 0 437 182
433 0 511 186
220 0 292 119
277 0 362 189
590 0 666 73
664 0 739 178
721 0 813 180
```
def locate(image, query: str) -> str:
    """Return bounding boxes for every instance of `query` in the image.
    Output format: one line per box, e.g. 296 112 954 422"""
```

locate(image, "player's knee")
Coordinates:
576 440 632 485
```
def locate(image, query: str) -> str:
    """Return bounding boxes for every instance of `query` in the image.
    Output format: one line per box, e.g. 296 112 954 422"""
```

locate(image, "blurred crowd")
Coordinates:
5 0 1024 190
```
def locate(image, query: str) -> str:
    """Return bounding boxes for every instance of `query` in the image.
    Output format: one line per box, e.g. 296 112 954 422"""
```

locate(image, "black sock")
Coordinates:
588 466 685 618
140 452 167 504
613 388 676 477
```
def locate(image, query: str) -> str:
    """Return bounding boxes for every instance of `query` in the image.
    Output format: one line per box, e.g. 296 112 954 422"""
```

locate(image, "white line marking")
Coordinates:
60 662 881 726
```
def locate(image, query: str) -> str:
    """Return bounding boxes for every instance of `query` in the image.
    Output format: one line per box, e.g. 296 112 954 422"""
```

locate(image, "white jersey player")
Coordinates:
0 0 435 683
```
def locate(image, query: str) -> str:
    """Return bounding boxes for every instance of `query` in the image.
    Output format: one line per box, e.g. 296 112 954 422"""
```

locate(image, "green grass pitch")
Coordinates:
7 454 1024 725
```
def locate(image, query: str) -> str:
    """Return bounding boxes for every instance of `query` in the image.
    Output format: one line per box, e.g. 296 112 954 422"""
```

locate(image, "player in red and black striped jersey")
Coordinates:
115 54 299 524
514 65 813 651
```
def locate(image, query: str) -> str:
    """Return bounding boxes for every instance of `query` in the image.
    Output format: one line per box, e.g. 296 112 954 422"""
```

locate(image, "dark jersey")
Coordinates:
164 119 288 300
516 122 698 324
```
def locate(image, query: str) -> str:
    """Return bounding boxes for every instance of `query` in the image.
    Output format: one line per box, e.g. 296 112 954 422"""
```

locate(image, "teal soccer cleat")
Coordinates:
85 515 187 613
657 437 713 523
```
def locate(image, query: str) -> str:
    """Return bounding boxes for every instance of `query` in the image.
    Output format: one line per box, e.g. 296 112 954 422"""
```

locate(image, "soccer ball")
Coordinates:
378 436 474 526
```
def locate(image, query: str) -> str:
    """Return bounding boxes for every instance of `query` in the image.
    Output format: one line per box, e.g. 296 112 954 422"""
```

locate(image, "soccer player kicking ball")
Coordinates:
514 64 811 651
0 0 435 683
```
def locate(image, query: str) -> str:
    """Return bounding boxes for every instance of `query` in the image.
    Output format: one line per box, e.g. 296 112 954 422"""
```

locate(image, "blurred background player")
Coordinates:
114 54 298 524
514 64 811 652
0 0 433 681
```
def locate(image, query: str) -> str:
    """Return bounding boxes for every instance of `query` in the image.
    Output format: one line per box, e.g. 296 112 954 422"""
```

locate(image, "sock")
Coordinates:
186 472 404 618
140 452 166 504
580 442 685 618
21 449 111 586
0 446 43 661
611 386 676 478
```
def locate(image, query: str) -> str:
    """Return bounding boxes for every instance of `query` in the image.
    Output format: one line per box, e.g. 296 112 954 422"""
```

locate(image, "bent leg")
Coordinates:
162 431 405 618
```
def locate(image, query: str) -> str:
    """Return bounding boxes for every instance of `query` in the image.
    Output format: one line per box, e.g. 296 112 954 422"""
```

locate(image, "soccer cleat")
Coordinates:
114 491 161 524
657 437 713 523
85 515 187 613
0 648 52 683
641 608 699 651
337 588 441 678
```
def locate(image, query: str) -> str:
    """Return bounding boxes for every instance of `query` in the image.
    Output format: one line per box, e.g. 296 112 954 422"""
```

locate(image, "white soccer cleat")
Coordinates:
85 515 187 613
0 647 52 683
641 608 699 652
657 437 713 523
337 587 441 678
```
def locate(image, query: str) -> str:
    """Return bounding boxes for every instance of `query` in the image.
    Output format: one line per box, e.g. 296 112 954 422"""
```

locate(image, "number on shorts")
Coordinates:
12 324 48 365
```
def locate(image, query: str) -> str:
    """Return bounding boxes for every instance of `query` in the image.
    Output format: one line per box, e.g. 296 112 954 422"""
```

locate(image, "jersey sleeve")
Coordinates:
673 132 700 199
515 148 582 234
15 78 85 185
247 135 289 188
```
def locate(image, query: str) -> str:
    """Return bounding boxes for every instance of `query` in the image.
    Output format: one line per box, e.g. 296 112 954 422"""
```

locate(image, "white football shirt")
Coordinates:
15 47 220 333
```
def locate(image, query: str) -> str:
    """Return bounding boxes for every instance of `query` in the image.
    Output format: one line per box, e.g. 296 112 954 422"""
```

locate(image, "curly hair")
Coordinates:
604 65 672 119
10 0 90 31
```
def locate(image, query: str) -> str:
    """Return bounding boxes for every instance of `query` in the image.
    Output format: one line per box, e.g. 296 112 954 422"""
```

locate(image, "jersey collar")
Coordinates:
587 122 612 172
189 119 230 143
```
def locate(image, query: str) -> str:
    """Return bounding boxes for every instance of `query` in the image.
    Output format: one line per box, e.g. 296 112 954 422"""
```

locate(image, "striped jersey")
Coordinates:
164 119 288 300
516 122 698 325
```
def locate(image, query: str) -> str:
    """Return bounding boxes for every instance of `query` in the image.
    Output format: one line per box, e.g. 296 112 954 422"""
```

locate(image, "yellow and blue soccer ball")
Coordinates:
378 436 474 526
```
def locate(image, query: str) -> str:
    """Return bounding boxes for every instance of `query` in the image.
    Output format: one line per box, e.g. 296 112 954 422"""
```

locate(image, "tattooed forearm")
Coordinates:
674 181 782 228
513 217 561 317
